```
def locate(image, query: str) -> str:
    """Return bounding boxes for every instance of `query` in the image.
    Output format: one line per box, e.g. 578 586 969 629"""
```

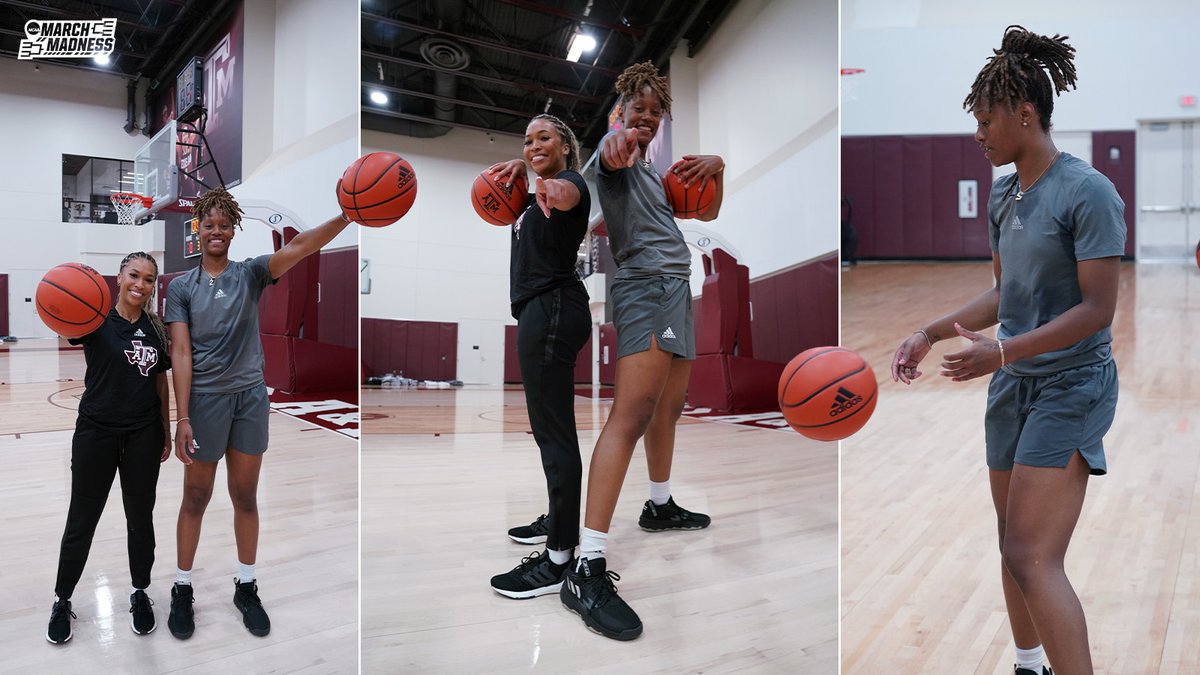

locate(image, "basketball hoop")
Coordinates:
111 192 152 224
841 67 866 104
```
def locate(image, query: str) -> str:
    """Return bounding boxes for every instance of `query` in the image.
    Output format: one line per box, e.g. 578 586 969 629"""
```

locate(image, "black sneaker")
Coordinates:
638 496 711 531
129 589 155 635
168 583 195 640
507 514 549 544
46 598 75 644
233 579 271 637
490 550 571 599
560 557 642 641
1015 667 1053 675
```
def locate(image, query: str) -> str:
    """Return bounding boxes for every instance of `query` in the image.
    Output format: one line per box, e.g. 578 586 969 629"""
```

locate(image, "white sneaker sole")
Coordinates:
491 580 563 599
46 630 72 644
507 533 548 545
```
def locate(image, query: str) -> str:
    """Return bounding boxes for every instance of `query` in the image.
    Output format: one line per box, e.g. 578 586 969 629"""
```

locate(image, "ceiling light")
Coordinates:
369 90 388 105
93 53 110 65
566 33 596 63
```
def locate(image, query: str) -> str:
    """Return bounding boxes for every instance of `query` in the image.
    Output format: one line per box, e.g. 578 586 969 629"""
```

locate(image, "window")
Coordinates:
61 154 137 224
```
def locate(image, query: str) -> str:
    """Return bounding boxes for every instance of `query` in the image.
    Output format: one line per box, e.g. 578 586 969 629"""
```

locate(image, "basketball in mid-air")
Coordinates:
337 152 418 227
778 346 878 441
37 263 112 339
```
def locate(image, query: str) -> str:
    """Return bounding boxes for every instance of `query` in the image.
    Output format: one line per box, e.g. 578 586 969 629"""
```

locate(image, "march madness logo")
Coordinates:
124 340 159 377
18 19 116 59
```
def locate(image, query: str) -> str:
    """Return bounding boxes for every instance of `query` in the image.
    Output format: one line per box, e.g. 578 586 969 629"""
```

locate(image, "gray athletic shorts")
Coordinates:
984 361 1117 475
611 275 695 360
189 383 270 462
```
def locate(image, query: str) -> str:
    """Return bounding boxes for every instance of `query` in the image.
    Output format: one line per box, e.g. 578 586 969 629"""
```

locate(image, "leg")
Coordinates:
583 338 673 533
118 423 164 591
989 469 1042 651
225 448 263 566
54 421 120 599
643 357 692 482
176 460 217 571
1002 452 1093 674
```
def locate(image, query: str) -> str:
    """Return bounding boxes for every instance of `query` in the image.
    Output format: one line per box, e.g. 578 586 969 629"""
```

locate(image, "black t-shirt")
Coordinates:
510 170 591 318
70 309 171 432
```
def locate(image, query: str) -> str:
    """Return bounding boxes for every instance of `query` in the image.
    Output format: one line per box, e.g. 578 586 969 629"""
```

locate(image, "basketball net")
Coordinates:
111 192 152 225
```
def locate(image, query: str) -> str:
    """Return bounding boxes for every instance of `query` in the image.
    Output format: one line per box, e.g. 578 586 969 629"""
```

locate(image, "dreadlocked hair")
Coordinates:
963 25 1077 131
118 251 169 351
192 185 244 230
615 61 672 118
531 114 582 172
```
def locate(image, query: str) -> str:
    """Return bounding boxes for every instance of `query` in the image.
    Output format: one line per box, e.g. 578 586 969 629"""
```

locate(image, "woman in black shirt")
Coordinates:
46 251 172 644
488 114 592 598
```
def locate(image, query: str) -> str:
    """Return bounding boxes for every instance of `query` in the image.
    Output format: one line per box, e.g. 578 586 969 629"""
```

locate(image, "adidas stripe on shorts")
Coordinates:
611 275 695 360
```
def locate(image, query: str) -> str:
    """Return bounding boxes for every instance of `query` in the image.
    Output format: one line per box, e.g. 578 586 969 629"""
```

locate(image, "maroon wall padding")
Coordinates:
260 229 317 339
361 318 457 381
599 323 616 384
317 248 357 349
842 134 992 259
574 332 595 383
1092 131 1137 257
102 275 119 309
260 334 357 393
731 253 839 366
0 274 8 336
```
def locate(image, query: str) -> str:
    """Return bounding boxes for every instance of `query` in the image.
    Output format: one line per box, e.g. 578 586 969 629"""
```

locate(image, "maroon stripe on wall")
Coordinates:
1092 131 1137 257
0 274 8 336
362 318 457 381
317 248 358 349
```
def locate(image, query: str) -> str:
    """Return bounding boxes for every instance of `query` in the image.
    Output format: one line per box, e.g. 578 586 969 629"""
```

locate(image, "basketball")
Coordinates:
471 170 528 226
662 170 715 219
778 346 878 441
337 152 418 227
36 263 111 339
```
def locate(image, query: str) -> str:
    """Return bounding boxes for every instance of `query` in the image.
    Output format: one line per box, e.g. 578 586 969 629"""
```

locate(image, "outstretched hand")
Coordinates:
534 177 571 218
601 128 641 170
940 323 1003 382
892 331 932 385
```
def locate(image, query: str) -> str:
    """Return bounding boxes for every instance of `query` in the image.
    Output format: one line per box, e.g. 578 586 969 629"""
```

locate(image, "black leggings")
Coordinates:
517 285 591 551
54 417 164 599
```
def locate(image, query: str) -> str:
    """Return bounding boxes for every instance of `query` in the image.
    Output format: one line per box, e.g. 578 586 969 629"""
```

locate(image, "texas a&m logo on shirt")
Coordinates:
124 340 159 377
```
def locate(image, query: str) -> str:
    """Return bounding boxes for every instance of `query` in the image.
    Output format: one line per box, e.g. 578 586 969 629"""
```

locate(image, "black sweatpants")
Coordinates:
54 417 164 599
517 284 591 551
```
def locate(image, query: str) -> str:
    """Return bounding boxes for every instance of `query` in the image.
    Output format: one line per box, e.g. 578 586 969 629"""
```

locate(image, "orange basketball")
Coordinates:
471 170 528 226
662 171 715 219
337 152 418 227
36 263 111 339
778 346 878 441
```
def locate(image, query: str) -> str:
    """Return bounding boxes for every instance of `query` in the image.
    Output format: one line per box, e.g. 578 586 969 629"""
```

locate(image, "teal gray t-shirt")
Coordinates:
165 254 274 393
596 137 692 280
988 152 1126 376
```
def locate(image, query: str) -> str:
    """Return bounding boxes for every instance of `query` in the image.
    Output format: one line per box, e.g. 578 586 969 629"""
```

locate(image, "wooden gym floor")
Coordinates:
841 261 1200 674
0 340 357 674
360 385 837 673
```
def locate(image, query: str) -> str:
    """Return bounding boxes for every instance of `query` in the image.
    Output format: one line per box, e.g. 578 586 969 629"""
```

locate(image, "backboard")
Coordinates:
132 119 179 222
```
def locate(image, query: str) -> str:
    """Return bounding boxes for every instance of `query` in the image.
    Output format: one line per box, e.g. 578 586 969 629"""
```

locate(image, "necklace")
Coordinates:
204 260 230 286
1015 151 1060 201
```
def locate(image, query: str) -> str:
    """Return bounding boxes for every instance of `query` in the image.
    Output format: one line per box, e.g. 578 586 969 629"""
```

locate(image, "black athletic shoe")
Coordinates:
560 557 642 641
507 514 549 544
233 579 271 637
129 589 155 635
46 598 75 644
1015 667 1053 675
168 583 195 640
491 550 571 599
638 496 711 531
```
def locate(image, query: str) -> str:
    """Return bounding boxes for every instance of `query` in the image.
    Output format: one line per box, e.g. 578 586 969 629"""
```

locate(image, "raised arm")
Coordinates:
268 214 353 280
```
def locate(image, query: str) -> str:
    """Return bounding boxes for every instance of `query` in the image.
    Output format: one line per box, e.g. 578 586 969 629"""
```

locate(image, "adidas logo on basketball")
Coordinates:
829 386 863 417
661 327 676 340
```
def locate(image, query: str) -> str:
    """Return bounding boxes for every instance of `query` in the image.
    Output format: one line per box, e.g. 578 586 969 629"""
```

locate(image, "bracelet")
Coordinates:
178 417 190 423
914 329 933 347
997 340 1006 368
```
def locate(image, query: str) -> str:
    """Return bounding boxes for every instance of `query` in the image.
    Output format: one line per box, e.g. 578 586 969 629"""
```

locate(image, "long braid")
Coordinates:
615 61 672 117
963 25 1077 130
192 185 244 229
531 113 582 172
118 251 169 351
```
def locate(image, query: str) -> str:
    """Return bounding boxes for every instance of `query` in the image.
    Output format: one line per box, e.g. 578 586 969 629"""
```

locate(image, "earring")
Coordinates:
1022 121 1028 127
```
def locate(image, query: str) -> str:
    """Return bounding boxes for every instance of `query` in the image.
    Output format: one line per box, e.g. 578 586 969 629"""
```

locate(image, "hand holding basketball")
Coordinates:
36 263 111 339
892 332 932 385
602 128 640 170
336 151 418 227
940 323 1003 382
670 154 725 193
488 159 527 188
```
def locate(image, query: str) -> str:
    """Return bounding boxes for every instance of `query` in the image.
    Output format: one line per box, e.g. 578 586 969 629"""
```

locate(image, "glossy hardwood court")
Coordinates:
841 261 1200 674
360 386 837 673
0 340 357 674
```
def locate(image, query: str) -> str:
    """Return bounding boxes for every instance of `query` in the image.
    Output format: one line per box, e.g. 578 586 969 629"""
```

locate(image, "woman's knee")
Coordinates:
1000 535 1062 587
181 483 213 515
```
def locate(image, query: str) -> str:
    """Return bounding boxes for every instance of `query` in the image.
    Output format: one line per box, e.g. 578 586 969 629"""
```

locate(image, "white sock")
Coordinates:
578 527 608 566
130 586 144 597
547 547 572 565
1015 644 1045 672
175 568 192 586
649 480 671 506
237 561 256 583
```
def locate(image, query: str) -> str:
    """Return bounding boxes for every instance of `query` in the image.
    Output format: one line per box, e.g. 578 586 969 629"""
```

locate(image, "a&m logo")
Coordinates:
124 340 159 377
19 19 116 60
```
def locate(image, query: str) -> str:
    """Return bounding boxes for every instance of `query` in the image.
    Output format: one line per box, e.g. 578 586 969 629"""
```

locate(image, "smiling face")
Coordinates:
524 118 569 178
200 208 235 258
621 86 664 151
117 257 157 311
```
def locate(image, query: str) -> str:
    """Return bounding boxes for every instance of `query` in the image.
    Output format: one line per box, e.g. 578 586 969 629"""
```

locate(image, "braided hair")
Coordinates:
118 251 169 351
963 25 1077 131
192 185 244 230
615 61 672 118
530 113 582 172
